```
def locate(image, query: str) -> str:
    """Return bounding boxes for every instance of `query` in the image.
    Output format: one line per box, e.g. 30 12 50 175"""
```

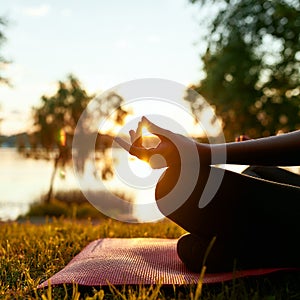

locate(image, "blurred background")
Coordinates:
0 0 299 222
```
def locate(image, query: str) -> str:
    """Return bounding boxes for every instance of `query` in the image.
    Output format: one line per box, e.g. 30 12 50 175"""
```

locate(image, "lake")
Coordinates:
0 148 78 221
0 147 164 222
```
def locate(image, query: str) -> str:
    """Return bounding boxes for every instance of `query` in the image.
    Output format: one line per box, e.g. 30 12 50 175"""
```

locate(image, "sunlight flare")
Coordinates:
128 156 152 178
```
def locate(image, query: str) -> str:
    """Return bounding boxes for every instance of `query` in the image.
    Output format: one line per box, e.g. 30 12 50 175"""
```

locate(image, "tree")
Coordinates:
0 17 10 138
33 75 92 151
32 74 127 202
0 17 9 85
188 0 300 140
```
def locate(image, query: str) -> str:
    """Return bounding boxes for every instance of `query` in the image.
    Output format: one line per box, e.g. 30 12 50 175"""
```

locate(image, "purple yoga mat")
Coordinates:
38 238 295 288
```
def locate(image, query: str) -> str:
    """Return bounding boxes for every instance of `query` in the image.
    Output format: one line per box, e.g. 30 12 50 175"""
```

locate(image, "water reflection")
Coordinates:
0 148 76 220
0 148 164 222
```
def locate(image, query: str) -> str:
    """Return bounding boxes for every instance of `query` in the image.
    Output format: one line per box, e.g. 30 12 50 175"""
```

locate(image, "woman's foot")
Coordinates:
177 233 235 273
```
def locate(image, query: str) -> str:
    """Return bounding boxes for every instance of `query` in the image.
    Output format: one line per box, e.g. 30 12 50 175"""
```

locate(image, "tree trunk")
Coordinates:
45 155 60 204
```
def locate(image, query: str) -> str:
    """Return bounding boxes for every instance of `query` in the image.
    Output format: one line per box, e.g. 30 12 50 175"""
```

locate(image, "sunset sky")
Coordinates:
0 0 208 135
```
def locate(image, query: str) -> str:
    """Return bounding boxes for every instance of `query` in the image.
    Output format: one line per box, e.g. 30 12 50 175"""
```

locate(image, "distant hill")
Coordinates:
0 132 30 148
0 132 121 149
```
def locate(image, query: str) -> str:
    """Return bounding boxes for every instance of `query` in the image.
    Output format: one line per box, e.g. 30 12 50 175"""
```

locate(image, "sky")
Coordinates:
0 0 207 135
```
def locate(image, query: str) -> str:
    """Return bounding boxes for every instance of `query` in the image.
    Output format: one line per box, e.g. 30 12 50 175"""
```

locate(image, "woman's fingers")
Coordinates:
141 116 174 139
130 129 144 148
136 121 143 137
129 144 152 161
114 137 131 152
115 136 149 160
235 135 251 142
129 130 136 144
116 117 178 168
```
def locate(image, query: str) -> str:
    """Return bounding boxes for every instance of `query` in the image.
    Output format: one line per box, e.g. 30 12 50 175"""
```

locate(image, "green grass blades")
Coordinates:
1 218 300 299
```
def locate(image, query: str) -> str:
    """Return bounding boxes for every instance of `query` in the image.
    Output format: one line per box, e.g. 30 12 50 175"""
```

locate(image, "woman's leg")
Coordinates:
242 166 300 187
155 166 300 272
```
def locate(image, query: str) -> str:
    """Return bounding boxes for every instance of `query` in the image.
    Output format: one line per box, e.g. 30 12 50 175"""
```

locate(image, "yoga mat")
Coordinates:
38 238 295 288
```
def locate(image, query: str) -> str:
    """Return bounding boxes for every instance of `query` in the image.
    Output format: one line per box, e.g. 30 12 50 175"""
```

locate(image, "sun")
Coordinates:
128 156 152 178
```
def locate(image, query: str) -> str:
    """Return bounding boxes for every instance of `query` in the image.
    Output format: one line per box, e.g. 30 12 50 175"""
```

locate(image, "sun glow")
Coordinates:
94 88 223 222
59 129 66 146
141 127 161 149
128 156 152 178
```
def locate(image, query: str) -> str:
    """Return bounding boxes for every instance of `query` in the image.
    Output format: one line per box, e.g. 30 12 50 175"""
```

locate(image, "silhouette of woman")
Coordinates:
116 117 300 272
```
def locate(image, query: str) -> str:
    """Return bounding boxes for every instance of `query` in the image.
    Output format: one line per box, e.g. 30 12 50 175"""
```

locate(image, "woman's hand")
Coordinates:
115 117 199 169
115 117 215 209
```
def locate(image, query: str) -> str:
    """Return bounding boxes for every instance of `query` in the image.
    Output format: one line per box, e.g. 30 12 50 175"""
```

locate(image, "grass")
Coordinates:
1 217 300 299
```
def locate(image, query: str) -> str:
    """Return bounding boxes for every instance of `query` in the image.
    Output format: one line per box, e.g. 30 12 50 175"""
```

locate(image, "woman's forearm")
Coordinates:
203 130 300 167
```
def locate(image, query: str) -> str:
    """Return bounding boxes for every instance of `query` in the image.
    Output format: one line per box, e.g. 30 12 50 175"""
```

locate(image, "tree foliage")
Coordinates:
31 74 128 202
0 17 9 85
188 0 300 140
32 74 127 153
33 74 93 152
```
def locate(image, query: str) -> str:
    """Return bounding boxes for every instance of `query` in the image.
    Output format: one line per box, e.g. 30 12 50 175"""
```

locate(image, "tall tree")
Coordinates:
188 0 300 140
32 74 127 202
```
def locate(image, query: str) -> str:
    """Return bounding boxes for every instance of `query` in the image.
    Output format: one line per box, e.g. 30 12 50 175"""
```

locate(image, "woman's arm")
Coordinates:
210 130 300 166
116 117 300 168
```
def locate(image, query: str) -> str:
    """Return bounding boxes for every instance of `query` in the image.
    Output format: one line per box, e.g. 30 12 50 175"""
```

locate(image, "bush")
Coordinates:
25 198 106 220
23 188 135 220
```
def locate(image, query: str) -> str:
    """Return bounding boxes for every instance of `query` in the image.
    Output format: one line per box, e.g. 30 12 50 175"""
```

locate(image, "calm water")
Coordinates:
0 148 163 222
0 148 80 220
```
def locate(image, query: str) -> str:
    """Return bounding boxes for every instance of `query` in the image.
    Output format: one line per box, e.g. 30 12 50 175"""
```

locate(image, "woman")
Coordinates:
116 117 300 272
